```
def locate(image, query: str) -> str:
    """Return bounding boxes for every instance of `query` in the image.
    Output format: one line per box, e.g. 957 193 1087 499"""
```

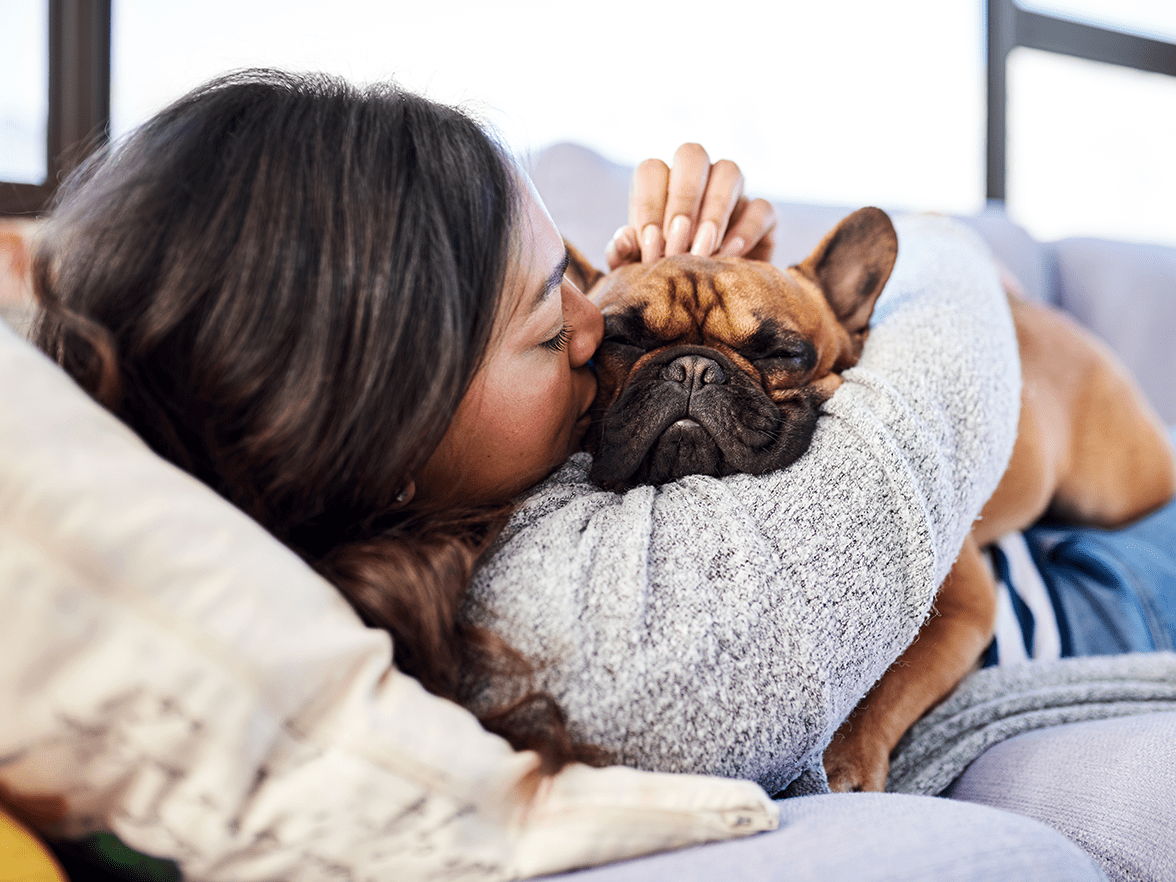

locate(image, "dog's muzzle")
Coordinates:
662 352 726 390
588 344 824 489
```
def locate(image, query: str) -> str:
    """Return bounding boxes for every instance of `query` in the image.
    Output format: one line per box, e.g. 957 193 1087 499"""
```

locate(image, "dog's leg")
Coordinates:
823 535 997 792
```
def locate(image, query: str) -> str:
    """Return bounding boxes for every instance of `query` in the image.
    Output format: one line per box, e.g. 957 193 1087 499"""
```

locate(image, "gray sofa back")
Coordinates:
529 142 1176 425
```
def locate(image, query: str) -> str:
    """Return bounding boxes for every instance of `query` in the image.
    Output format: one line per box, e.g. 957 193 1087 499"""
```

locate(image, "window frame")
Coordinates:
986 0 1176 201
0 0 110 216
5 2 1176 214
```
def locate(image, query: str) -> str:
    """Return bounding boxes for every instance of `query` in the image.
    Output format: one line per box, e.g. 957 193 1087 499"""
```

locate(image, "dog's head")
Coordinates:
572 207 898 490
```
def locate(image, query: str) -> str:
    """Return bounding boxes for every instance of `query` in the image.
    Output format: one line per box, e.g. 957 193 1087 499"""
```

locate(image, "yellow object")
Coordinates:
0 808 66 882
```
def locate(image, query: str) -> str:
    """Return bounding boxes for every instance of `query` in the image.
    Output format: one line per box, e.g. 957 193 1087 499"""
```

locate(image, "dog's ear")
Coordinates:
564 239 605 296
795 207 897 338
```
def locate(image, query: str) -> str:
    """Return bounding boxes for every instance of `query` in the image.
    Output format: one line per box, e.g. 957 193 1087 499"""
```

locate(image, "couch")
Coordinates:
527 142 1176 428
1 143 1174 881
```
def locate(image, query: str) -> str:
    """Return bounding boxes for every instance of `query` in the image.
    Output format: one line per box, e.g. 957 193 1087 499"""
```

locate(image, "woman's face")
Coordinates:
416 178 604 505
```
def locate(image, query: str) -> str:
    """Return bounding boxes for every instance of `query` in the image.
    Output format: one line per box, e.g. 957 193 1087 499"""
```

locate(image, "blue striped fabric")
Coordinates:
983 534 1063 667
984 428 1176 666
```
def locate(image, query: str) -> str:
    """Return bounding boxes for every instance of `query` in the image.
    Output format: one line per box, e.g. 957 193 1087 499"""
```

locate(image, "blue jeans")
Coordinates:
1025 430 1176 657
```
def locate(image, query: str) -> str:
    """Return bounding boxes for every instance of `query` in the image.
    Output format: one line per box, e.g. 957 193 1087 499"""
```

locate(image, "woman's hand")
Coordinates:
605 143 777 269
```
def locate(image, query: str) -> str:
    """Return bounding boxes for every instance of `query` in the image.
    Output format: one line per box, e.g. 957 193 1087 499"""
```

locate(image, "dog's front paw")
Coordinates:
823 732 890 793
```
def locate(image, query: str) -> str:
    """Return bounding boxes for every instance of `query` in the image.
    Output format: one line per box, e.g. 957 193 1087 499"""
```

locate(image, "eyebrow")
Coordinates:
527 249 571 315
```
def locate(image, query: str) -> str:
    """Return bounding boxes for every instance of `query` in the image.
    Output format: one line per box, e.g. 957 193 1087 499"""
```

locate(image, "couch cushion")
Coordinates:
0 318 776 881
527 142 631 268
1050 237 1176 425
959 207 1053 305
528 144 1053 305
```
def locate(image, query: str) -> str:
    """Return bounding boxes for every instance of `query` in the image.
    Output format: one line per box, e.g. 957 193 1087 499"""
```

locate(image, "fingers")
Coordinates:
629 158 670 263
718 196 777 262
621 145 776 264
630 144 715 261
691 158 743 257
662 143 711 256
605 225 639 270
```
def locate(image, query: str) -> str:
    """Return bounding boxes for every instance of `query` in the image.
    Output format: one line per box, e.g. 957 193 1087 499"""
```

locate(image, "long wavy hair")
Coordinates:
32 70 604 773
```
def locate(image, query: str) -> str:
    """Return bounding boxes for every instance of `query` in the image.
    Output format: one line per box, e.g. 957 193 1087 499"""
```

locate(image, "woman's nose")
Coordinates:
563 280 604 368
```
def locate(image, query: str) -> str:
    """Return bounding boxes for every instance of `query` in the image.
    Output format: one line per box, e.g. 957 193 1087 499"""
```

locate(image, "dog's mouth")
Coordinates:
586 345 827 490
636 414 729 487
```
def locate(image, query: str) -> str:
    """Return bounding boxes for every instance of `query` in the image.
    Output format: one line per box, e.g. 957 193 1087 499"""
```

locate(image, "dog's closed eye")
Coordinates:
752 344 816 374
599 333 644 367
602 332 641 348
739 323 817 375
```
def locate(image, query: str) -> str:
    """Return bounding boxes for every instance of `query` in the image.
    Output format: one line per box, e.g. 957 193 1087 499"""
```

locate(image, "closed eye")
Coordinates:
602 311 662 352
752 342 817 373
541 323 572 353
599 332 645 362
741 321 814 369
602 333 637 347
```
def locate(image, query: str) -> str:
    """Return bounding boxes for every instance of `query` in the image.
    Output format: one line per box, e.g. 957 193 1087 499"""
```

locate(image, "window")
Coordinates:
0 0 48 185
0 0 110 215
109 0 985 217
987 0 1176 245
1007 47 1176 244
7 0 1176 247
1018 0 1176 42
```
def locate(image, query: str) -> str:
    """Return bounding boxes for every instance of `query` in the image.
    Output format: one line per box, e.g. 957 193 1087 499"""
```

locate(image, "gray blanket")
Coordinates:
888 652 1176 795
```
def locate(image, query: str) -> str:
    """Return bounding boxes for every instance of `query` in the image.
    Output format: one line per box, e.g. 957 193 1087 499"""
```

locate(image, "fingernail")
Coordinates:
611 226 632 258
666 214 691 255
641 223 662 261
719 236 746 256
691 220 718 256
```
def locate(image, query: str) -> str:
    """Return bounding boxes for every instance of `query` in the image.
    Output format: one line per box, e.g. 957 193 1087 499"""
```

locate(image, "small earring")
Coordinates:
393 479 415 508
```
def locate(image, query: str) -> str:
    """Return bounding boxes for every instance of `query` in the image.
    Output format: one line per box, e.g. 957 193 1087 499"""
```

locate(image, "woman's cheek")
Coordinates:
518 365 570 447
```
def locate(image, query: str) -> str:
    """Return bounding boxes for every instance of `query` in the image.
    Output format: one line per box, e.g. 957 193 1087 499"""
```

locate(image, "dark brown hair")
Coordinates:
33 69 604 773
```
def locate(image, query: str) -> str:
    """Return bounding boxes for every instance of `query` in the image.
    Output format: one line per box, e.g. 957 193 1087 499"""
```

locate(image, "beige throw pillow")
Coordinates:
0 319 776 881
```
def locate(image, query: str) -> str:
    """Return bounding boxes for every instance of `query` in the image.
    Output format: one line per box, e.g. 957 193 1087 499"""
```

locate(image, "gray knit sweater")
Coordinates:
466 215 1176 796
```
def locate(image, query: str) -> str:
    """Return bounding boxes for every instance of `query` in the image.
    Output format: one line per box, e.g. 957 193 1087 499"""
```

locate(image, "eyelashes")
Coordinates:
541 322 572 353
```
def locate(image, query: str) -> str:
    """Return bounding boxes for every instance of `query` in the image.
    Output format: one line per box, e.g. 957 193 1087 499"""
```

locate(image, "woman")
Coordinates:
32 69 785 776
25 69 1151 879
34 69 597 772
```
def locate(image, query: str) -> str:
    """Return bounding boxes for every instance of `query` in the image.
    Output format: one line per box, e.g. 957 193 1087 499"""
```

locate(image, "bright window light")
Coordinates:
0 0 49 184
111 0 984 216
104 0 1176 246
1007 47 1176 247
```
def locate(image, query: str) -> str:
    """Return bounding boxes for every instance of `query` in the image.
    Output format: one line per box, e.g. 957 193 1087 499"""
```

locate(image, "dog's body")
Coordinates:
570 208 1176 792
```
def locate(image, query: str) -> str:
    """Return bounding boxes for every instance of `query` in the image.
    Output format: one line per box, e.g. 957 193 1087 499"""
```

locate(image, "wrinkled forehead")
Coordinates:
592 255 817 341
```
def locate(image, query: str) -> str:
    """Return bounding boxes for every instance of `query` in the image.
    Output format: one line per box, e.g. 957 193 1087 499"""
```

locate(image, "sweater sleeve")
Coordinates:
466 215 1021 795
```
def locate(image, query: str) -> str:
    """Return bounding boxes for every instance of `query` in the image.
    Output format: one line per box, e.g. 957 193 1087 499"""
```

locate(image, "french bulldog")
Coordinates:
567 208 1176 791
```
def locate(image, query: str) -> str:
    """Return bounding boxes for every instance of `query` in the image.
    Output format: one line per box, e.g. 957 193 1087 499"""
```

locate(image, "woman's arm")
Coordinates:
467 214 1021 794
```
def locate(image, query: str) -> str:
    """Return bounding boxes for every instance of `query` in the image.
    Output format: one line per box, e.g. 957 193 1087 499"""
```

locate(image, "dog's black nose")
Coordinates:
662 354 726 388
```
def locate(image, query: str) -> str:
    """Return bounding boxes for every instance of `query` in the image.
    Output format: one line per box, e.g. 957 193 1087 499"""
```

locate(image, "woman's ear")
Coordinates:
564 240 604 296
392 479 415 509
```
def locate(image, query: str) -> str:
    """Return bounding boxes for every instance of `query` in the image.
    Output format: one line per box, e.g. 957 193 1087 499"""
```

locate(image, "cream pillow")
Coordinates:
0 318 776 881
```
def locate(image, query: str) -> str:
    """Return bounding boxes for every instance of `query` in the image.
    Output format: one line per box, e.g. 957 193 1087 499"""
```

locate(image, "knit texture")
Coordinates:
889 651 1176 796
467 214 1024 795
